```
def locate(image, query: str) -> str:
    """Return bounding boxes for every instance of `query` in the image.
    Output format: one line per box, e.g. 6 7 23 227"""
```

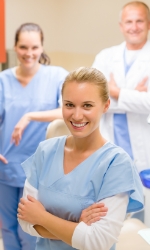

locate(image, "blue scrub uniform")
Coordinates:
22 136 144 250
0 65 68 250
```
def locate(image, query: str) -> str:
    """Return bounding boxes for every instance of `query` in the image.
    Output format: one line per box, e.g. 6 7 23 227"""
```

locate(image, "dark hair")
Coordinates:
15 23 50 65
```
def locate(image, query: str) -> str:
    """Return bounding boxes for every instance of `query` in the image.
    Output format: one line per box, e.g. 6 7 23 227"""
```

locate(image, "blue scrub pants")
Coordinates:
0 183 36 250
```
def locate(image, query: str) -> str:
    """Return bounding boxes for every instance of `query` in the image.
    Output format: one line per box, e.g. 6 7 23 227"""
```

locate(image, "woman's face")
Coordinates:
14 31 43 70
62 81 110 138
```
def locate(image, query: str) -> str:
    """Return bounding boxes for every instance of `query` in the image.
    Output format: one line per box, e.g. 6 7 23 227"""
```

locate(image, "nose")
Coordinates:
72 107 83 121
131 21 138 31
25 49 32 57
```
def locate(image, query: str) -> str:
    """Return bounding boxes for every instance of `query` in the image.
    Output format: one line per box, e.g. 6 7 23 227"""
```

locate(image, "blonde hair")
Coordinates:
119 1 150 21
62 67 109 103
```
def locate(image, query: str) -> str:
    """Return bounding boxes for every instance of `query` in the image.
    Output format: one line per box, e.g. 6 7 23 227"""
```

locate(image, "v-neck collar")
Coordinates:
61 136 109 176
11 64 43 89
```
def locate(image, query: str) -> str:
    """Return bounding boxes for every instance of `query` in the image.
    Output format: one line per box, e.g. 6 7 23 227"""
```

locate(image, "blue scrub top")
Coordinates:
22 136 144 250
0 65 68 187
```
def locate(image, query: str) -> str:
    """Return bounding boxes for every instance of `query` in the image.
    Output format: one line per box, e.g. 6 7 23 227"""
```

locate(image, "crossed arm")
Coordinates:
18 180 129 250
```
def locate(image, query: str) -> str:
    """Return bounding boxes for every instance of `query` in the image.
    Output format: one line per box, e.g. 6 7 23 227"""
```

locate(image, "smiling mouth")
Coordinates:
70 121 88 128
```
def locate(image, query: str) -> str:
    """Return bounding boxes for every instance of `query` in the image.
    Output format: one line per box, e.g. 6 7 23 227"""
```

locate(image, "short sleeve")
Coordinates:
21 143 44 189
96 152 144 213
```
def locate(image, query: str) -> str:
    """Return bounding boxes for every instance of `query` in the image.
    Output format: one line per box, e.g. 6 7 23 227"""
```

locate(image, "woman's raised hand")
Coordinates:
0 154 8 164
79 203 108 225
11 114 30 146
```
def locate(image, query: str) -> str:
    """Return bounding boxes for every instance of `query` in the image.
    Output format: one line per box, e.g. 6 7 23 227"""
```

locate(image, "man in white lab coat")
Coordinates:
92 1 150 172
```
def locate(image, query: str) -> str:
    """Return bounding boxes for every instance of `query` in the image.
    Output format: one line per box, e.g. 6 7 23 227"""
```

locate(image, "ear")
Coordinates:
119 22 123 34
41 46 44 54
148 21 150 30
103 99 110 113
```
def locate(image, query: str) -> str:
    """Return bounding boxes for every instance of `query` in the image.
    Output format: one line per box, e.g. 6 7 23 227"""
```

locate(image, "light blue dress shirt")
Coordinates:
22 136 144 250
113 50 134 159
0 65 68 187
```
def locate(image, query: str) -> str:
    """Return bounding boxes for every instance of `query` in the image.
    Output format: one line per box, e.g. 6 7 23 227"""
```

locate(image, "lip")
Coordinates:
70 121 88 130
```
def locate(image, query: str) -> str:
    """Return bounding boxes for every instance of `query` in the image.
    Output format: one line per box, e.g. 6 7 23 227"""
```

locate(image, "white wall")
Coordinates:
5 0 150 70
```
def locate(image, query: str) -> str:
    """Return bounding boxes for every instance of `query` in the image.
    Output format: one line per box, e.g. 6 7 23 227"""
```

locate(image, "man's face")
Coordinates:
120 5 150 50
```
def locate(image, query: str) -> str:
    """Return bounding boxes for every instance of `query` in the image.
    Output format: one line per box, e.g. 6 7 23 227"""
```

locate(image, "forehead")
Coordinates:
63 81 100 100
17 31 41 45
121 5 148 21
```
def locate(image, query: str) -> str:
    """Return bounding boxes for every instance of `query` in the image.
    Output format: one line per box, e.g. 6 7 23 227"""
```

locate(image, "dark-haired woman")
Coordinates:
0 23 68 250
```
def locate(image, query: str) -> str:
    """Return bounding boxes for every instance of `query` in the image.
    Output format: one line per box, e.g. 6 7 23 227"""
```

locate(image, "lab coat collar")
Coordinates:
113 40 150 62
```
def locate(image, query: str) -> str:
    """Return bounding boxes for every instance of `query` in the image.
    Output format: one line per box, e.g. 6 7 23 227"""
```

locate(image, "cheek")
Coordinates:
62 108 71 120
16 51 23 58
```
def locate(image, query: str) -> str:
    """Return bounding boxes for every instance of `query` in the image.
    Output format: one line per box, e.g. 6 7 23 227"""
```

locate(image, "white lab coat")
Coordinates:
92 41 150 172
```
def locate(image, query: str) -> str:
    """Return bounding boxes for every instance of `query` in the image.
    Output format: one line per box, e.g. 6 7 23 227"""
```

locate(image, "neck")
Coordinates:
17 63 41 77
68 128 106 153
126 40 147 50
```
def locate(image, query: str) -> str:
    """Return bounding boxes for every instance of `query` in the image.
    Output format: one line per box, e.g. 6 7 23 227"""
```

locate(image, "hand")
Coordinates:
108 73 120 100
11 114 30 146
17 195 45 225
79 203 108 225
0 154 8 164
135 77 148 92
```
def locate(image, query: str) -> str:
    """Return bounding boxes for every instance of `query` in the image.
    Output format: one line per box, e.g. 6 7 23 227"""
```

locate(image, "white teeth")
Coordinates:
72 122 87 127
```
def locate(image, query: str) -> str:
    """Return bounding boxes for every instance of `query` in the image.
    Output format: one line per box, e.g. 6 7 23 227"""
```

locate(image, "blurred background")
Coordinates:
1 0 150 71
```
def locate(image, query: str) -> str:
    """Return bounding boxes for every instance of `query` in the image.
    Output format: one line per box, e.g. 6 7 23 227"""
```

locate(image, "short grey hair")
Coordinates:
119 1 150 22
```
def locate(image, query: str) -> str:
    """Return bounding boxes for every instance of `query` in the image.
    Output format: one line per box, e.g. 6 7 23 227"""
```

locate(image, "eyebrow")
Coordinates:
63 100 95 104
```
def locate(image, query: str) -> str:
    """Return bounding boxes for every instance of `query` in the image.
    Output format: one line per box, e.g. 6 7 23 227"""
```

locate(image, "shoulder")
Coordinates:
41 65 68 77
0 68 12 81
94 142 134 182
94 42 125 60
21 136 66 188
99 141 131 162
106 142 134 170
38 136 66 153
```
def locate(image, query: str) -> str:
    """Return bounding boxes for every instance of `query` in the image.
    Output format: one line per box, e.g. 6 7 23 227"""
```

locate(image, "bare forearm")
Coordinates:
27 108 63 122
33 225 59 240
41 211 78 246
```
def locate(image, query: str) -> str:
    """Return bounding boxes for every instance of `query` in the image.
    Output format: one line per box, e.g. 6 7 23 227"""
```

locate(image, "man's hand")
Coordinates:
135 77 148 92
0 154 8 164
108 73 120 99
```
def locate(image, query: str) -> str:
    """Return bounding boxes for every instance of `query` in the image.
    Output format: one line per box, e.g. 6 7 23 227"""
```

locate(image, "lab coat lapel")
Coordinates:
112 42 126 88
125 40 150 88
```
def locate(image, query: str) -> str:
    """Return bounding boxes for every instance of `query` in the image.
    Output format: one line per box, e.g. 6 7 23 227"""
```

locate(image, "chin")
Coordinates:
23 63 37 69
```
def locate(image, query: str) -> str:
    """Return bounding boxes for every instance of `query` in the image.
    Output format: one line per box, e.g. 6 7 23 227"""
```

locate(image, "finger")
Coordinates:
99 212 107 217
18 202 24 209
17 207 23 213
83 206 108 217
20 198 27 204
12 132 22 146
110 73 114 80
17 213 24 219
84 203 105 212
86 210 107 221
27 195 36 202
142 76 148 84
140 77 148 86
87 216 101 225
0 155 8 164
